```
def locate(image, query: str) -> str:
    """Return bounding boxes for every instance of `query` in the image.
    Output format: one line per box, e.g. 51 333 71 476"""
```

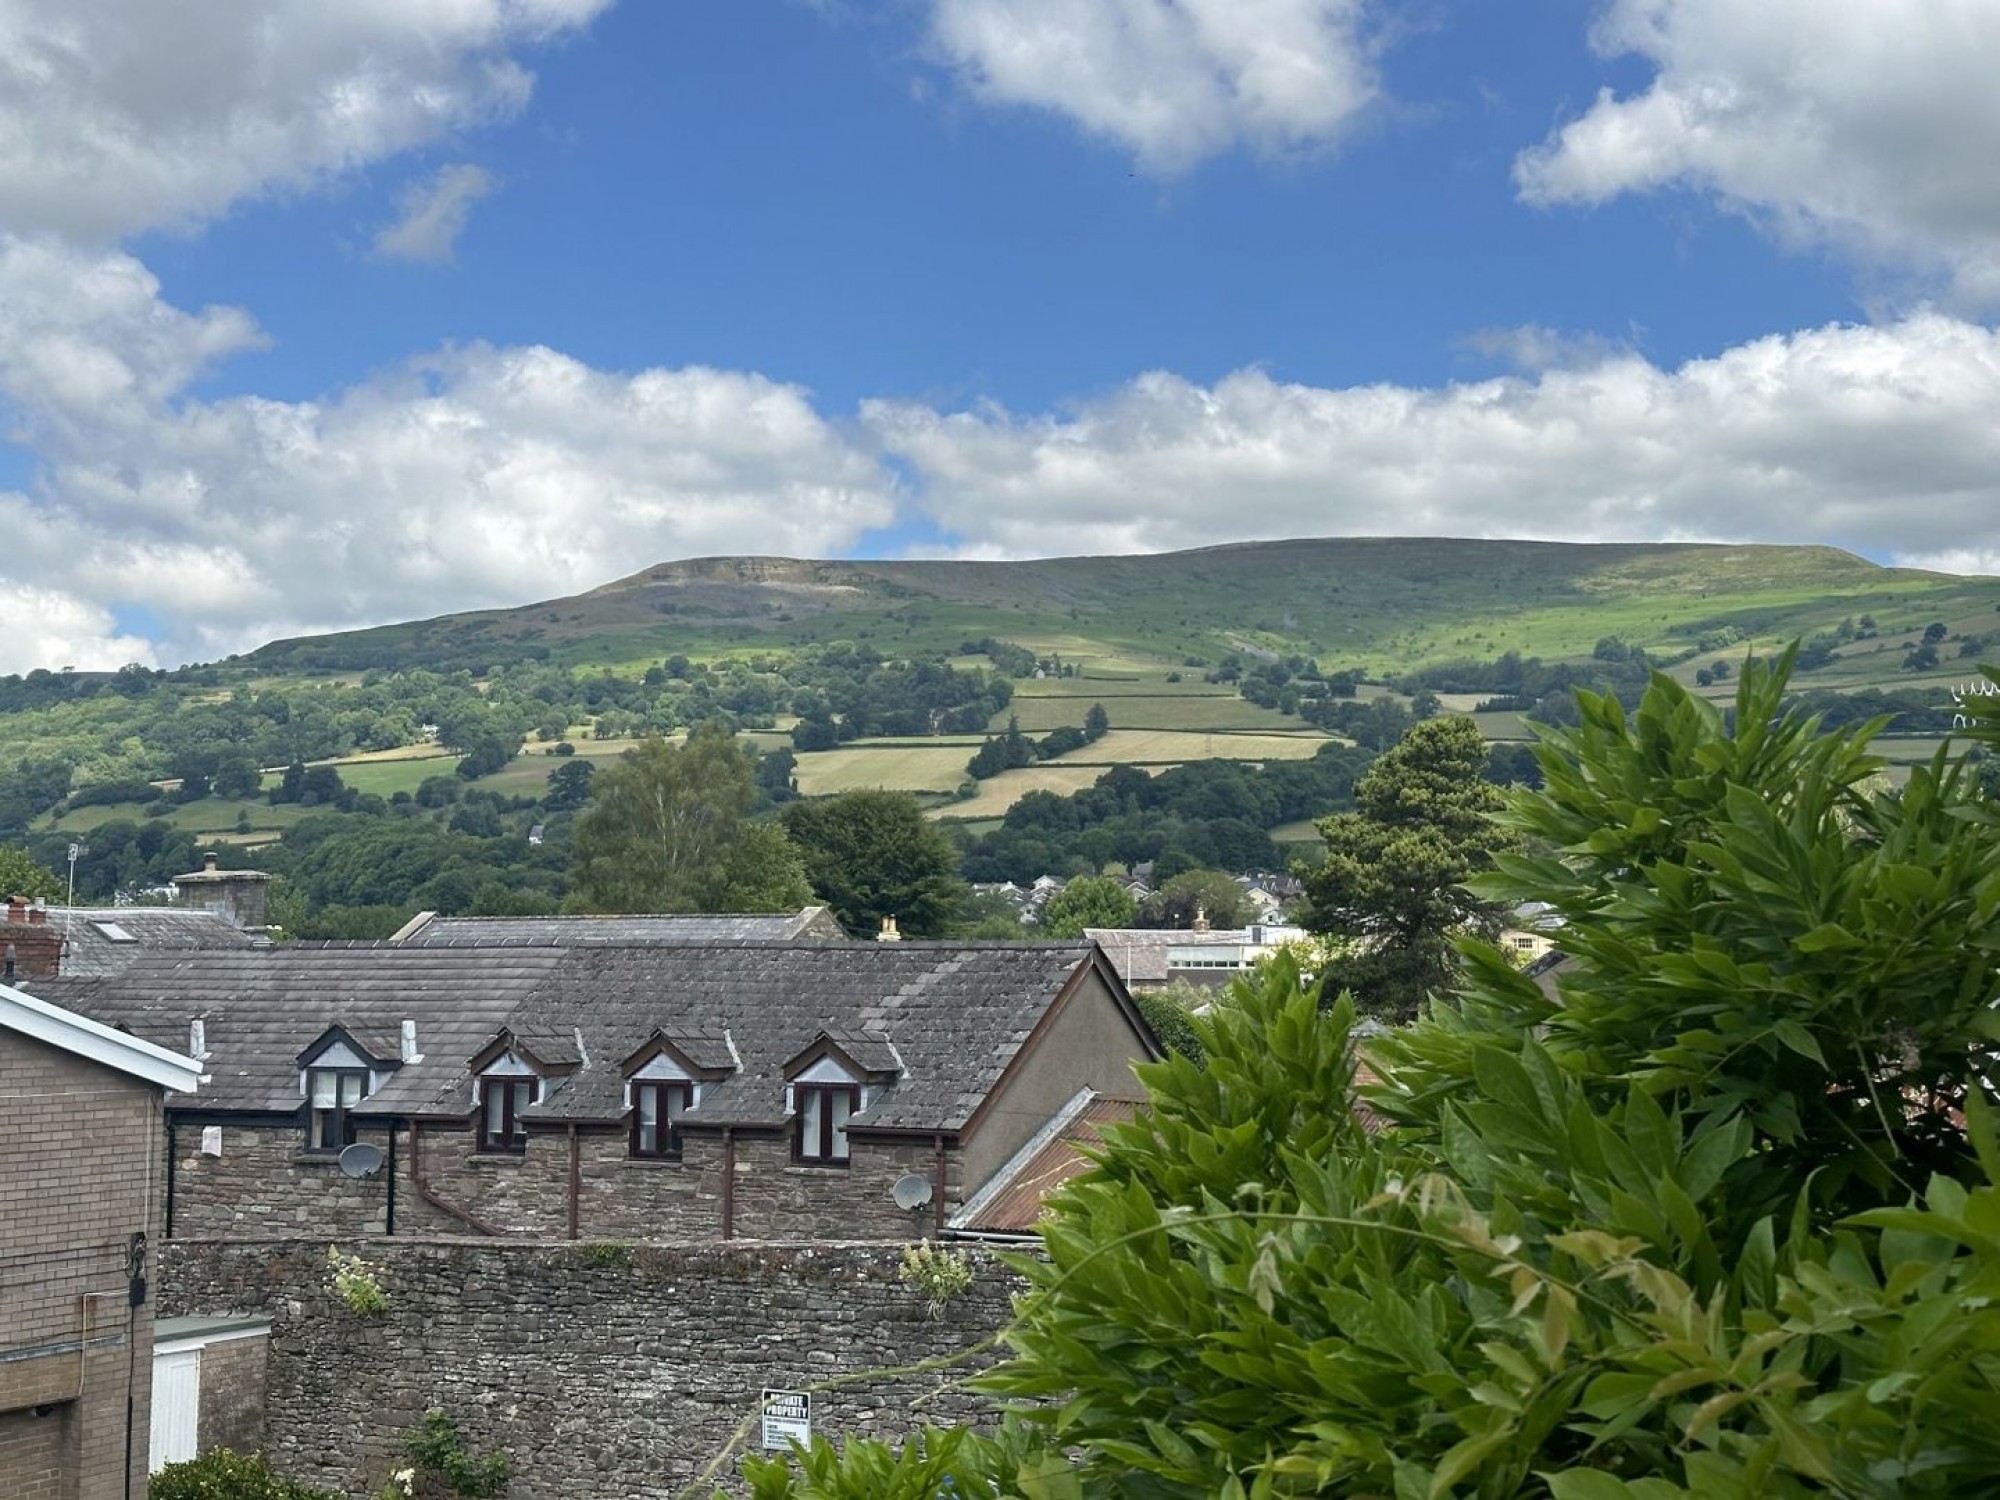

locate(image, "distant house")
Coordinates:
36 939 1156 1245
388 906 847 945
0 979 201 1497
1085 923 1310 990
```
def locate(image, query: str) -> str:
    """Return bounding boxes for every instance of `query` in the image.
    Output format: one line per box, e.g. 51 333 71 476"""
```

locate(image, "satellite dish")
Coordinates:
891 1173 934 1211
337 1142 384 1179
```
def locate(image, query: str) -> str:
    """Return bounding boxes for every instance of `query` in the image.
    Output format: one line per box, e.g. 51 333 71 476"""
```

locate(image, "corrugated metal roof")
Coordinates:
960 1096 1134 1234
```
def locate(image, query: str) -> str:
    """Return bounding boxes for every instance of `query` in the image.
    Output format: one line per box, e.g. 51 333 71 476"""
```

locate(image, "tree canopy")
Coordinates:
780 790 965 938
1040 875 1138 936
1299 713 1510 1018
569 722 806 914
0 843 63 901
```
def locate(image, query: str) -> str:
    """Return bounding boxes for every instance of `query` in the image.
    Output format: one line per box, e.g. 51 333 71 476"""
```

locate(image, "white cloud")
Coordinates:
866 312 2000 570
926 0 1379 172
1516 0 2000 299
0 0 609 241
374 163 498 265
0 243 896 670
0 556 157 673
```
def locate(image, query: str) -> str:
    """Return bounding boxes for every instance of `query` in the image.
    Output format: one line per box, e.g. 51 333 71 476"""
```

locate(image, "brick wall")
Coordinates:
169 1118 963 1244
162 1238 1022 1498
0 1029 163 1500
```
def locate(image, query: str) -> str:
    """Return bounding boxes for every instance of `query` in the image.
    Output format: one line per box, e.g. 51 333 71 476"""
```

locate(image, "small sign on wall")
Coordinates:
760 1389 811 1451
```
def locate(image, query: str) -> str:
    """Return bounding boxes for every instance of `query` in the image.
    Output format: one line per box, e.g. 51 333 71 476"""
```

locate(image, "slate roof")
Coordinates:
31 939 1124 1140
506 942 1105 1134
393 907 846 946
1084 927 1257 984
42 905 261 978
32 947 565 1114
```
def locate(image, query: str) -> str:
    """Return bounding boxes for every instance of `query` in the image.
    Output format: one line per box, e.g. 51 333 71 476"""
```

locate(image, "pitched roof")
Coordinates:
1083 927 1259 984
0 979 203 1093
392 907 846 946
30 947 565 1112
31 940 1121 1138
505 942 1103 1133
41 905 261 977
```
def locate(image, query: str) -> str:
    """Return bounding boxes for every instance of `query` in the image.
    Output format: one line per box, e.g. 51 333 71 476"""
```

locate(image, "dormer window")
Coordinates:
630 1080 692 1160
307 1067 367 1152
475 1051 541 1154
783 1033 900 1169
620 1034 733 1162
296 1029 389 1155
794 1082 859 1166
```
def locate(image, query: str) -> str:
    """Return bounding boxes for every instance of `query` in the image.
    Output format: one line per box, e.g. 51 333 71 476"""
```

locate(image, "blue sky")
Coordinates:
3 0 1999 671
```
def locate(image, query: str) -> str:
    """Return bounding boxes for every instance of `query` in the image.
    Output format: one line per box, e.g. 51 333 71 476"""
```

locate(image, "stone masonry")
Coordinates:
168 1119 964 1244
163 1238 1022 1498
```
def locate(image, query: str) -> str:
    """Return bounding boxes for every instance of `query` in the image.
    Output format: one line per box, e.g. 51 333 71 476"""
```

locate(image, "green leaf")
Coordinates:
1769 1019 1824 1066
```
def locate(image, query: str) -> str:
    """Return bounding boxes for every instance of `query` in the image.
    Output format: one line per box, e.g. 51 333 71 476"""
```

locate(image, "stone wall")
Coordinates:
168 1118 964 1244
162 1237 1022 1498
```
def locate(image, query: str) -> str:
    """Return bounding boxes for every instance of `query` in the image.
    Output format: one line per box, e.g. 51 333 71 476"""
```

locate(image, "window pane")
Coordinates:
484 1083 505 1139
830 1089 853 1161
310 1071 337 1106
800 1089 824 1158
339 1073 365 1107
635 1084 658 1155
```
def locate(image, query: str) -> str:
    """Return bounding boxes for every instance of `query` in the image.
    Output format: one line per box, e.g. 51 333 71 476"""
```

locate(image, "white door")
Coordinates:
150 1348 201 1471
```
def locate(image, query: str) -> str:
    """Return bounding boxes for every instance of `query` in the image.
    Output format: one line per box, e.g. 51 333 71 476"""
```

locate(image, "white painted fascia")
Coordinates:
1 980 203 1093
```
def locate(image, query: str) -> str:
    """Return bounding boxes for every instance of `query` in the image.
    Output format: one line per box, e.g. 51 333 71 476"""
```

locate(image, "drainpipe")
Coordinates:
566 1124 580 1240
164 1119 177 1241
385 1122 398 1236
720 1127 736 1241
932 1132 948 1239
409 1120 503 1236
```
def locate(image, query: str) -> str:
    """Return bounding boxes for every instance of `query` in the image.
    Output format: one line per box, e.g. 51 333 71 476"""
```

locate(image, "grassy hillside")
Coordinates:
242 537 2000 684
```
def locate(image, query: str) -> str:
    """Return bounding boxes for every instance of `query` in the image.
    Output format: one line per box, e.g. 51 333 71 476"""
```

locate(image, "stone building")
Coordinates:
37 939 1156 1246
169 852 272 930
0 979 202 1499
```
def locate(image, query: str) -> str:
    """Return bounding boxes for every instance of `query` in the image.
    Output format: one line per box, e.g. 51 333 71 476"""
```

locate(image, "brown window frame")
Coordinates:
305 1066 369 1153
792 1083 860 1167
476 1075 537 1154
629 1080 693 1160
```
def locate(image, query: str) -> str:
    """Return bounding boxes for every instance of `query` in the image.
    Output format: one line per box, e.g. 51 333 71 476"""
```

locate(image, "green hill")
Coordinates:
242 537 1999 684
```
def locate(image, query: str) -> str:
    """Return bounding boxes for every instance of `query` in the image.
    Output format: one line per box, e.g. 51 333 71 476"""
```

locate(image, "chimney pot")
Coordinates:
189 1019 206 1060
400 1018 421 1063
876 915 902 942
26 905 45 925
202 852 219 871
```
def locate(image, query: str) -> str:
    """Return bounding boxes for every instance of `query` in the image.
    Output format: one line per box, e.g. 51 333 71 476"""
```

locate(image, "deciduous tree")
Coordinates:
1041 874 1138 936
780 790 964 937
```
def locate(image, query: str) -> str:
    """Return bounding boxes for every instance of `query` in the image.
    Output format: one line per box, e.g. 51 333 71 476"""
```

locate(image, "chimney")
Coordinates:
1 901 63 979
400 1019 422 1063
202 852 219 872
876 915 902 942
1191 904 1210 934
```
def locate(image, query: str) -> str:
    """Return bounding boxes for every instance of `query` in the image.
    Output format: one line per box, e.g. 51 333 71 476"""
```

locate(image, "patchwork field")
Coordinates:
933 765 1116 819
1064 728 1330 764
791 744 979 796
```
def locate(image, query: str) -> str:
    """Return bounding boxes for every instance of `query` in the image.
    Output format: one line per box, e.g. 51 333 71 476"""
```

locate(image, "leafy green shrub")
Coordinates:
150 1449 339 1500
397 1409 510 1499
724 651 2000 1498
